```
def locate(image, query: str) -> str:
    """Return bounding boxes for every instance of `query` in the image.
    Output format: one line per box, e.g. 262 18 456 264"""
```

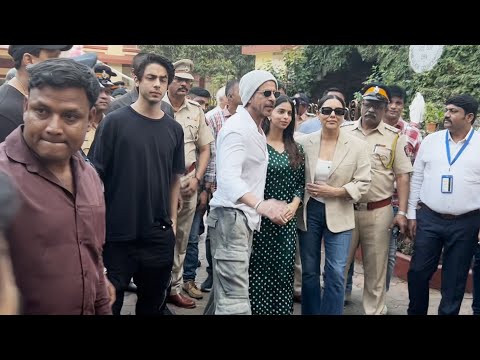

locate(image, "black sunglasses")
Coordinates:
257 90 281 98
320 107 346 116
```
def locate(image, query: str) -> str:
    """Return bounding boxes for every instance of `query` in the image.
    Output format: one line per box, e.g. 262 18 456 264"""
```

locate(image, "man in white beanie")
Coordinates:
204 69 289 315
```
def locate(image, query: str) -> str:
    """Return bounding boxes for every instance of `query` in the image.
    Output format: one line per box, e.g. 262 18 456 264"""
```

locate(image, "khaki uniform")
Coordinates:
164 95 214 295
343 119 412 315
82 123 98 156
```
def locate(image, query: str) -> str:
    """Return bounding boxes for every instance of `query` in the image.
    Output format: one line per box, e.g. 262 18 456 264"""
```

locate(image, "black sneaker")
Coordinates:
201 274 213 292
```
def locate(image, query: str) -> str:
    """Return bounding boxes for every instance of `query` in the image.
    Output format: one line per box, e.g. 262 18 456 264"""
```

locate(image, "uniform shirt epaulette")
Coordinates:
187 99 202 107
340 121 355 128
384 123 400 133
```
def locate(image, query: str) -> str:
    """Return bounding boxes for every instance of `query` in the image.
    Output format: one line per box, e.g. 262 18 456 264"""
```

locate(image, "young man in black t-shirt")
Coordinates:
89 53 184 315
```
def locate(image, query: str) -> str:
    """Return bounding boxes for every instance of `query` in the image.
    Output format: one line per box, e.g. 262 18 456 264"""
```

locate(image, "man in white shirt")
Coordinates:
205 70 288 315
407 94 480 315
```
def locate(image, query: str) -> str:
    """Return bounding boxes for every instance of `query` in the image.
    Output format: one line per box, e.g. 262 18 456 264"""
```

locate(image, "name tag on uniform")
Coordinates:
441 175 453 193
374 144 391 157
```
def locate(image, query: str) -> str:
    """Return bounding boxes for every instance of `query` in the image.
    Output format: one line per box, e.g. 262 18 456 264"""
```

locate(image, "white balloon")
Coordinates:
409 92 425 125
409 45 444 73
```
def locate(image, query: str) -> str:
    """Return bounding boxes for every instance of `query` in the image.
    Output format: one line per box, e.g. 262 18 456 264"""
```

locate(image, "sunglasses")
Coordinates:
257 90 281 98
320 107 347 116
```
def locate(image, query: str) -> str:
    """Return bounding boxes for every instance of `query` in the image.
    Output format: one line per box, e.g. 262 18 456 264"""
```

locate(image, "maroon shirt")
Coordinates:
0 127 111 315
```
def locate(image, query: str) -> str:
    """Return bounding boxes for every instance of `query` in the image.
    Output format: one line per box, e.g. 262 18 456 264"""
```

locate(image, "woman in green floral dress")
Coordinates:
249 95 305 315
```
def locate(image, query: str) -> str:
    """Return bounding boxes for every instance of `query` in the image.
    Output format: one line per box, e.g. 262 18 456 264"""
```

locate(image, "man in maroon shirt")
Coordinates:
0 58 113 315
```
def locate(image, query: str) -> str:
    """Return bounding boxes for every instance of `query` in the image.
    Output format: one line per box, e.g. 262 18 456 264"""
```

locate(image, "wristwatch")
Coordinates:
397 210 407 217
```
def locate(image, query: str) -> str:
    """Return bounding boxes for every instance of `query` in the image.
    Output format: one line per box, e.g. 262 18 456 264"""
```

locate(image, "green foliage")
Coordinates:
279 45 480 108
139 45 480 111
424 101 444 124
139 45 255 91
397 237 414 256
259 49 308 96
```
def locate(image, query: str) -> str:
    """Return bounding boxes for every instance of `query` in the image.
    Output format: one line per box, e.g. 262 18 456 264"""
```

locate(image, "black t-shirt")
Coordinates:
0 84 24 143
89 106 185 242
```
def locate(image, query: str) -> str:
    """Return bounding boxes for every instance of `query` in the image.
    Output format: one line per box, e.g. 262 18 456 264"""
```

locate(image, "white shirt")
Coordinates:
407 128 480 219
313 159 332 203
209 106 268 231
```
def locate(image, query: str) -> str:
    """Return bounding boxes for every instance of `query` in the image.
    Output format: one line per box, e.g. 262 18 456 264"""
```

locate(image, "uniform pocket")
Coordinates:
184 118 199 143
372 152 392 169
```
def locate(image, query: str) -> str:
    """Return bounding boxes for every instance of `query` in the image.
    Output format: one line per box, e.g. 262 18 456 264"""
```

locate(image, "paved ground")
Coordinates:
121 232 474 315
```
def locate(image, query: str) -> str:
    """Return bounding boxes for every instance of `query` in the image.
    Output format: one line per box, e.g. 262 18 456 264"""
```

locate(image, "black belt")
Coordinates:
419 202 480 220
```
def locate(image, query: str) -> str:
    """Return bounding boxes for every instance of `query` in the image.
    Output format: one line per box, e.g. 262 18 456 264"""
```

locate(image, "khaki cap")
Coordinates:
173 59 194 80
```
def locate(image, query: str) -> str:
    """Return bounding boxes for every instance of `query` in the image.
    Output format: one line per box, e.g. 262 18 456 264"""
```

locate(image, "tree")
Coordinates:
139 45 255 90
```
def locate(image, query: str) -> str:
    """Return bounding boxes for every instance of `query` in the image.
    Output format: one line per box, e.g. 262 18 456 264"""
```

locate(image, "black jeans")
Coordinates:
472 244 480 315
103 228 175 315
407 206 480 315
205 204 213 277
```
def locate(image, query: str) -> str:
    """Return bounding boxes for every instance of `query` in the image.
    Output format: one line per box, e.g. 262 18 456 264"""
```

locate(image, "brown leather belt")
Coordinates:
419 202 480 220
354 197 392 211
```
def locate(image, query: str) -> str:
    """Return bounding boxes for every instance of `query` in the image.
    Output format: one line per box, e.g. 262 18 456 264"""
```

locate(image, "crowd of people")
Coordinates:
0 45 479 316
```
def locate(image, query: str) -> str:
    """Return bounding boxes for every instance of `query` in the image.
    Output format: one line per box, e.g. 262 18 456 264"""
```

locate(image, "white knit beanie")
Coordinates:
239 70 278 106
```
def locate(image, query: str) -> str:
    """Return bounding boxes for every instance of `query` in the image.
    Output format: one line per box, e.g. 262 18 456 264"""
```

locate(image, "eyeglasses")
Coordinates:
257 90 281 98
320 107 346 116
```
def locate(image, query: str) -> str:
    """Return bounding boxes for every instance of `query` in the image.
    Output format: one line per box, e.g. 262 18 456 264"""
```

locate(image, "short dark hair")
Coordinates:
132 53 174 85
27 58 100 108
132 52 148 70
13 48 41 69
189 86 211 98
446 94 479 122
388 85 406 102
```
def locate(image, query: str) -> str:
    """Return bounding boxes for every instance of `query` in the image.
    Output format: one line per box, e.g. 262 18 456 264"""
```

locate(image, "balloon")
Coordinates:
409 92 425 125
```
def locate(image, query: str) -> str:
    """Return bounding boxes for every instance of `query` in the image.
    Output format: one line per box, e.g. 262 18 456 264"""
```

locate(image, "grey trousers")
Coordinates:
203 207 253 315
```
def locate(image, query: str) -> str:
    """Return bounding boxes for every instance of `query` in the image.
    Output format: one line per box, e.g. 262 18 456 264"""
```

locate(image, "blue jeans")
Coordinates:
183 208 205 281
472 244 480 315
205 229 212 277
299 200 352 315
345 262 354 293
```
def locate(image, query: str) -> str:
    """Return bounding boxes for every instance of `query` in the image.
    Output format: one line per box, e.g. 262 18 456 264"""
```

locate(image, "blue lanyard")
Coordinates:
445 129 474 167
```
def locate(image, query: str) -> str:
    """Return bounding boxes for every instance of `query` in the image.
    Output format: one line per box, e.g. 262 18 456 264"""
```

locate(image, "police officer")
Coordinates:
342 83 413 315
82 74 114 155
164 59 214 309
94 63 117 83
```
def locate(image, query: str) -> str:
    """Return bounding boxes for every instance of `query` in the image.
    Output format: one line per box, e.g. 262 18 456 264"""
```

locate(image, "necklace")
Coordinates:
11 77 28 97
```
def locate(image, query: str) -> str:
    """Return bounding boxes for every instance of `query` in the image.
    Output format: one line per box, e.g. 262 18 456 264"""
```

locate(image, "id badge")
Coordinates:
441 175 453 193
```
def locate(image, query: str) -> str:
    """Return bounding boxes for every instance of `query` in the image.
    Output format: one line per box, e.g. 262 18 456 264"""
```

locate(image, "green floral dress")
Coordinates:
249 143 305 315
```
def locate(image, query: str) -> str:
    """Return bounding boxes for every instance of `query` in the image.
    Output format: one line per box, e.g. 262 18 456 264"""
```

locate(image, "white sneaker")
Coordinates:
380 304 388 315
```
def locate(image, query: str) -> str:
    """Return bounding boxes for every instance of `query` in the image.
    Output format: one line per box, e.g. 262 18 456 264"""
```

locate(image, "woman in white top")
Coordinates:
295 94 371 315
